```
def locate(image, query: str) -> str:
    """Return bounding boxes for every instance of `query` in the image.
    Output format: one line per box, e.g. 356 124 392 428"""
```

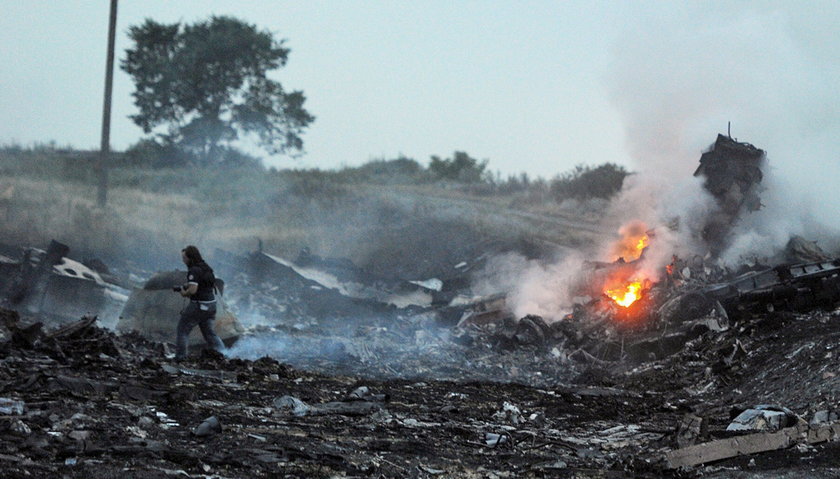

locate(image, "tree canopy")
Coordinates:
121 16 314 163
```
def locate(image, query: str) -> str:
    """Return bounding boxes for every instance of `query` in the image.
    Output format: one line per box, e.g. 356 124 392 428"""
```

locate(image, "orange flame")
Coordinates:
606 280 643 308
611 222 649 262
635 235 649 253
600 221 655 311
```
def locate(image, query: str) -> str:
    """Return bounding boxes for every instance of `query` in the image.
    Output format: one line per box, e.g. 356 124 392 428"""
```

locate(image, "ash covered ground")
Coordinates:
2 290 840 478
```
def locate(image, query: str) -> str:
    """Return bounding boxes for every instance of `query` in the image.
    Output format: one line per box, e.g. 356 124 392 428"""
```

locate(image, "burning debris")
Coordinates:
486 133 838 369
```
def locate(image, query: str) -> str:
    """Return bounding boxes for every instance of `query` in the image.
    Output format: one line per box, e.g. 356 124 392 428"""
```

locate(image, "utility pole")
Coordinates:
97 0 118 207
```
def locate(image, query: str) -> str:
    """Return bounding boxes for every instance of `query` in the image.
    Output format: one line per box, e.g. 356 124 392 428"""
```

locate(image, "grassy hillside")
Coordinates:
0 147 612 275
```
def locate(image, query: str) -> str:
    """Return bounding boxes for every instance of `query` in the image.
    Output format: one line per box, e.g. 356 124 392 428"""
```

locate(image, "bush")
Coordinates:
356 156 421 176
429 151 488 183
278 169 350 204
338 156 427 184
549 163 629 201
124 140 263 169
213 146 263 169
124 139 197 168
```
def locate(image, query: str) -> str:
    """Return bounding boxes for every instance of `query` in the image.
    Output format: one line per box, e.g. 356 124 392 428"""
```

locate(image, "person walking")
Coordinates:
173 245 225 361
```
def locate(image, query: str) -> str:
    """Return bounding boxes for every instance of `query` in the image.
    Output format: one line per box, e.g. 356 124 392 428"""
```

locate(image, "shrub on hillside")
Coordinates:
279 169 350 204
429 151 488 183
125 140 262 169
124 140 195 168
340 156 426 184
549 163 628 201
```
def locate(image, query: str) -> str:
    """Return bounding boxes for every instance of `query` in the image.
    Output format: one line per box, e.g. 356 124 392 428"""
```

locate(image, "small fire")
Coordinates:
611 221 649 262
599 221 656 312
635 235 649 252
606 280 643 308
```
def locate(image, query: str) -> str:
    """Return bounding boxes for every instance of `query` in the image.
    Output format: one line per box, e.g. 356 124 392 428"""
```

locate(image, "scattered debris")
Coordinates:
0 398 24 415
273 395 311 417
192 415 222 437
1 134 840 477
484 432 511 447
727 405 800 432
666 420 840 468
675 414 704 448
0 240 129 328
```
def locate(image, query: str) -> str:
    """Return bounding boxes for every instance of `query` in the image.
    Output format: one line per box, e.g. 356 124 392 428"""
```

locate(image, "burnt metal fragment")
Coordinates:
700 259 840 318
694 134 766 255
192 416 222 437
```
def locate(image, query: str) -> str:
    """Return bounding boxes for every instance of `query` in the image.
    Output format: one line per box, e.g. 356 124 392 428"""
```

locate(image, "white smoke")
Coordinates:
610 4 840 175
476 3 840 321
482 171 718 321
719 165 840 265
474 251 589 321
603 173 716 261
609 3 840 258
226 332 292 360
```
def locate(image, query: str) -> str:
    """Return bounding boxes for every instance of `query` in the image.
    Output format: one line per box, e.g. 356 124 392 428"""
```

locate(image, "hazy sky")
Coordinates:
1 1 838 180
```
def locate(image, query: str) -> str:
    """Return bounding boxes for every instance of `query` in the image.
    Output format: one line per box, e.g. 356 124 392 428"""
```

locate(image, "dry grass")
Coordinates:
0 167 602 269
0 173 340 263
0 176 196 260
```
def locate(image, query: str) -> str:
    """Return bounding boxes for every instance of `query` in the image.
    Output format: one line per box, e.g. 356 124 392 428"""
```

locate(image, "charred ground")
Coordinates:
2 300 840 478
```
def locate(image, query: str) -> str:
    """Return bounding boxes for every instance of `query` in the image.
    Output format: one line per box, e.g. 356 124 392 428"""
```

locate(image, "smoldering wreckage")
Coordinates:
2 135 840 478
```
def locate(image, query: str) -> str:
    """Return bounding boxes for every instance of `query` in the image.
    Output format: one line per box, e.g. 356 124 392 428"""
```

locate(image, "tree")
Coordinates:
121 16 314 162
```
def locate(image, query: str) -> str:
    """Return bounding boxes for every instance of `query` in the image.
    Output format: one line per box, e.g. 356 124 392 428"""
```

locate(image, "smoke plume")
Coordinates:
609 3 840 255
484 172 718 321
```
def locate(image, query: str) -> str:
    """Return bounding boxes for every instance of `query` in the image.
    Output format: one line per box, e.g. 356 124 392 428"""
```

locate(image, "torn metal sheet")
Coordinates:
727 405 799 432
665 421 840 468
0 241 129 328
271 251 435 308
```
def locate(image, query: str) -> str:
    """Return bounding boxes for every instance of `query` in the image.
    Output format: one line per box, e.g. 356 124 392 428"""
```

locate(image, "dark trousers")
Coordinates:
175 301 225 359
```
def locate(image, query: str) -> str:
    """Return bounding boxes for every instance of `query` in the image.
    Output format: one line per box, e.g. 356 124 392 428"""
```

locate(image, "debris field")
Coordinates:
2 284 840 478
2 134 840 478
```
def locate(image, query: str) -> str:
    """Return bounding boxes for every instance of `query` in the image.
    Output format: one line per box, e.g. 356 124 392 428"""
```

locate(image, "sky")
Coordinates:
1 1 838 181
